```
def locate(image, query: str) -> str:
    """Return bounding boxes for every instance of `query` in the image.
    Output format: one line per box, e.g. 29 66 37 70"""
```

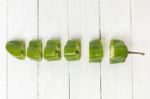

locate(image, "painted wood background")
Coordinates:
0 0 150 99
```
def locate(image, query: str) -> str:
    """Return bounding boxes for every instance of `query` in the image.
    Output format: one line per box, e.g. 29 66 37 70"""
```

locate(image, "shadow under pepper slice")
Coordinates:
44 40 61 61
110 39 144 64
6 40 25 60
27 40 42 61
64 40 81 61
89 39 104 62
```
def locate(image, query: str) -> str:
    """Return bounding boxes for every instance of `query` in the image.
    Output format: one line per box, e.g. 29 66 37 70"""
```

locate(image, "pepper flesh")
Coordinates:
64 40 81 61
89 39 103 62
44 40 61 61
27 40 42 61
110 39 128 64
6 40 25 60
110 39 144 64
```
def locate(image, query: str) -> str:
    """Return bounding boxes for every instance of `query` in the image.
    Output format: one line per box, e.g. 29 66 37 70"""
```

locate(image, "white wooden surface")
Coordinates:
7 0 38 99
101 0 132 99
39 0 68 99
0 0 7 99
68 0 101 98
0 0 150 99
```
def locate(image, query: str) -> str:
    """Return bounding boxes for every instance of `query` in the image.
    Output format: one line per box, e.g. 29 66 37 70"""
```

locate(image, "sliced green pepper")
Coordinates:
110 39 144 64
27 40 42 61
64 40 81 61
44 40 61 61
89 39 104 62
6 40 25 60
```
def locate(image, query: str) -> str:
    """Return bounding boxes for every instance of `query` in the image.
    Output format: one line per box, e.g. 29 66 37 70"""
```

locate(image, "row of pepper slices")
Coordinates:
6 39 144 64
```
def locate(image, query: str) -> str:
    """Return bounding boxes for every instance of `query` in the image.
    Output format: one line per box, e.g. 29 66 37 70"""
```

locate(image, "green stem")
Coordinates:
128 51 145 56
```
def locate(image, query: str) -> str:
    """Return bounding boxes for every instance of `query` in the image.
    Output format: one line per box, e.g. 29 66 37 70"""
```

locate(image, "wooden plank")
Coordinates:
100 0 132 99
38 0 69 99
69 0 101 99
0 0 7 99
132 0 150 98
7 0 38 99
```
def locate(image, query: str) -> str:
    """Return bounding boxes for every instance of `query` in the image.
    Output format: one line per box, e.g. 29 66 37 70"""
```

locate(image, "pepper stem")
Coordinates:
128 51 145 56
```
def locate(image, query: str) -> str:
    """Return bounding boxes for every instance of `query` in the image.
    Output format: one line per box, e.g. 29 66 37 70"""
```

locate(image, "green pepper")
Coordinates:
27 40 42 61
89 39 104 62
64 40 81 61
6 40 25 60
110 39 144 64
44 40 61 61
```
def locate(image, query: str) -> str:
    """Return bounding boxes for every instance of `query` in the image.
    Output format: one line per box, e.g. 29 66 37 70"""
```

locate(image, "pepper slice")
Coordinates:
89 39 104 62
64 40 81 61
44 40 61 61
110 39 144 64
27 40 42 61
6 40 25 60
